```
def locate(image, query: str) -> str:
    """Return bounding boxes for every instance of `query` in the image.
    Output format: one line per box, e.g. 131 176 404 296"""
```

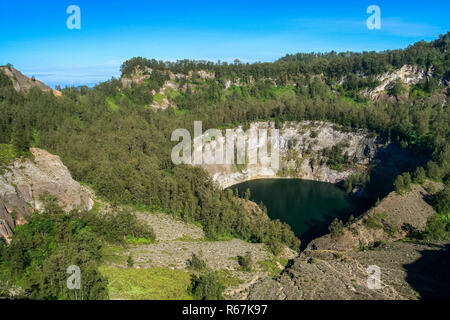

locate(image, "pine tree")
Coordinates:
394 175 405 194
413 167 426 185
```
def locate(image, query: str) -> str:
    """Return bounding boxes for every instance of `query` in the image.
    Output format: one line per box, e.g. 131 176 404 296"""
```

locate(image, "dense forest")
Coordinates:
0 33 449 299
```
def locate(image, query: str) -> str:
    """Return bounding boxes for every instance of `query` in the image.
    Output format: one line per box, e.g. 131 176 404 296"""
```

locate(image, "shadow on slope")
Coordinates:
404 243 450 300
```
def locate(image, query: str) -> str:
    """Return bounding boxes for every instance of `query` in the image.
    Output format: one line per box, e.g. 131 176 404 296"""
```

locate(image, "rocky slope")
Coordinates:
365 64 427 101
200 121 380 188
0 148 93 243
247 241 450 300
0 66 61 96
246 181 450 300
99 202 296 300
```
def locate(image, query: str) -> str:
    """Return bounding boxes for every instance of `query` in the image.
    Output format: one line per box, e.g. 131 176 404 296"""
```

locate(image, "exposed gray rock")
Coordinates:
200 121 381 188
247 241 450 300
0 148 93 243
0 66 61 96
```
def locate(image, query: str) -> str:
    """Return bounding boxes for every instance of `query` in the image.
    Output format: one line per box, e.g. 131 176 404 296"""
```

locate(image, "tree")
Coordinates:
243 188 251 200
387 80 404 102
11 115 32 155
424 77 439 93
189 272 225 300
423 215 448 241
427 161 442 181
402 172 412 192
433 186 449 215
413 167 426 185
329 218 344 239
394 175 405 194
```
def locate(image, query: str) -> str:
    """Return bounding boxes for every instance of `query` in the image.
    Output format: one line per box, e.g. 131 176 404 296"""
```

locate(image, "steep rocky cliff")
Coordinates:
200 121 381 188
0 148 93 243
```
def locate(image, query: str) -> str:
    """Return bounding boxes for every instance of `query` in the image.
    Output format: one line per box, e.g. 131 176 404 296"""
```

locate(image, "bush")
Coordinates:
413 167 426 185
342 172 370 193
186 252 207 273
127 254 134 267
433 186 449 215
394 172 412 194
394 174 404 194
427 161 443 181
237 252 252 271
365 216 383 230
189 272 225 300
423 215 448 241
329 218 344 239
0 144 18 165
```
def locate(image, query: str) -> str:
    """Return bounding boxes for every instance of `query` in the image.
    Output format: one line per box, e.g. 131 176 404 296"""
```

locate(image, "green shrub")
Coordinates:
127 254 134 267
188 271 225 300
433 186 449 215
423 215 449 241
365 216 383 230
186 252 207 273
329 218 344 239
0 144 17 165
237 252 252 271
413 167 426 185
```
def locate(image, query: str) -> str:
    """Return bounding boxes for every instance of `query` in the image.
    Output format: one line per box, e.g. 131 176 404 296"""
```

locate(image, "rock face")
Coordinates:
247 241 450 300
200 121 380 188
0 148 94 243
365 64 427 101
246 182 449 300
0 66 61 96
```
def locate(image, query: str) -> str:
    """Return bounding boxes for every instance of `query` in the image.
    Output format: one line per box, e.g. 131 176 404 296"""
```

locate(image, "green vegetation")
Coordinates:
413 167 427 185
106 96 119 110
153 93 165 105
320 143 354 171
342 172 371 193
126 235 155 245
258 257 289 278
365 215 383 230
329 218 344 239
127 255 134 267
0 193 155 300
406 183 450 242
99 266 193 300
186 252 207 273
188 271 225 300
394 172 412 194
0 196 108 300
387 79 405 101
0 143 17 165
237 252 253 271
1 34 450 299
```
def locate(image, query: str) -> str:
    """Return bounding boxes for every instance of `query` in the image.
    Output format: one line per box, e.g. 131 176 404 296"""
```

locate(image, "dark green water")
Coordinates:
230 179 373 249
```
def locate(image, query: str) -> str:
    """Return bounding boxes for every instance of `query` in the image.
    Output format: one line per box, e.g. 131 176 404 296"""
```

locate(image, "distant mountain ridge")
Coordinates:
0 65 61 96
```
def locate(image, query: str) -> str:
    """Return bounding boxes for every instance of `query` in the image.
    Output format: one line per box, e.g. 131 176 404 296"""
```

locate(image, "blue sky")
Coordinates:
1 0 449 87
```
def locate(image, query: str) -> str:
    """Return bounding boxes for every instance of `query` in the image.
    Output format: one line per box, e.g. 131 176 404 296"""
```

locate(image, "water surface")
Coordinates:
230 179 372 249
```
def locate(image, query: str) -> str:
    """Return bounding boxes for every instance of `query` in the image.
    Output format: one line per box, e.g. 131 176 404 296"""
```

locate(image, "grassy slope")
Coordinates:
99 266 193 300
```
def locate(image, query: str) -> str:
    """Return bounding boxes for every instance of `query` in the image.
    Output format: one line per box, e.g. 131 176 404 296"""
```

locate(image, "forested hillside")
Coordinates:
0 33 449 299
